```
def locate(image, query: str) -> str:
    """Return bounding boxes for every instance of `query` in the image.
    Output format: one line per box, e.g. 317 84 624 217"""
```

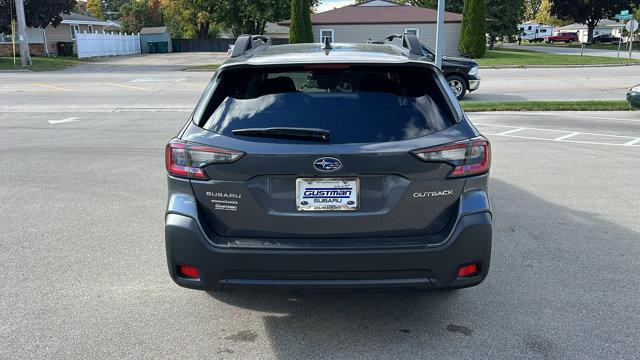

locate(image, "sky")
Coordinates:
317 0 356 13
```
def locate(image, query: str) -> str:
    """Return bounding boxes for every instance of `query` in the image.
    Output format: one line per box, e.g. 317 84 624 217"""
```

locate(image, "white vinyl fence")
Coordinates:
76 31 141 59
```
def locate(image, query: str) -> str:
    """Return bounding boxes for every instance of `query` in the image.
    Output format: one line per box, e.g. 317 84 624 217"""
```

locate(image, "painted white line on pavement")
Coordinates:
106 83 151 91
495 127 526 135
475 123 637 139
48 117 79 124
481 133 640 148
624 138 640 146
470 111 640 123
553 132 581 141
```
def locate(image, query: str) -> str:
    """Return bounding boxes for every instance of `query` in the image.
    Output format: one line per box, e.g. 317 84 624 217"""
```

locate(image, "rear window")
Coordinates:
199 65 456 144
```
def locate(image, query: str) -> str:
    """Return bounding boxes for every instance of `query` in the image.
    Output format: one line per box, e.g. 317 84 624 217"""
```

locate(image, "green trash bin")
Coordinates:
157 41 169 53
147 42 157 54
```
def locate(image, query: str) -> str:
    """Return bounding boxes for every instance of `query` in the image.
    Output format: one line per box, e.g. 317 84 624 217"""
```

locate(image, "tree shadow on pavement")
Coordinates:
208 179 640 359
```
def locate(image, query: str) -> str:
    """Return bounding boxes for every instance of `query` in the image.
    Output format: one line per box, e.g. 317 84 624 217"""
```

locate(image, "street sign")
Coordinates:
626 20 639 32
615 14 633 20
621 10 629 16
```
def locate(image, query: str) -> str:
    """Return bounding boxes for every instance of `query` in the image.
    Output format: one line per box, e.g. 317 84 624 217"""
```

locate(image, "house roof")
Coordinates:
264 22 289 35
279 3 462 26
60 12 119 27
559 19 621 31
140 26 168 34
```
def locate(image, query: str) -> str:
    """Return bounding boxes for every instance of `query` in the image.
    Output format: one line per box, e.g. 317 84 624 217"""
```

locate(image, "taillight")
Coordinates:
411 136 490 178
165 139 244 179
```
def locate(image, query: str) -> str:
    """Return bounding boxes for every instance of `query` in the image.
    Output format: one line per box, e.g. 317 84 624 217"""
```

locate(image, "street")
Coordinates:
1 57 640 359
2 53 640 111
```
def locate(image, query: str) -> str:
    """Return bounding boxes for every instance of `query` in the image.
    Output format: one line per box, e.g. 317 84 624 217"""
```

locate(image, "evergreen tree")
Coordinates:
459 0 487 58
289 0 313 43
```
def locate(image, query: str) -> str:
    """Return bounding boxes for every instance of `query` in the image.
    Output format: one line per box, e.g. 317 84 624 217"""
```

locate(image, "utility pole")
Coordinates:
14 0 32 66
434 0 445 69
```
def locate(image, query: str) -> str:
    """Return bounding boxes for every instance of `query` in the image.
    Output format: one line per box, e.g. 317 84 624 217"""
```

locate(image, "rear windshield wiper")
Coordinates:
232 127 330 142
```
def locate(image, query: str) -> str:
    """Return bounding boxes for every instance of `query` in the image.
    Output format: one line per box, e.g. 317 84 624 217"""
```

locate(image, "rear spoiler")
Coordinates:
231 35 272 58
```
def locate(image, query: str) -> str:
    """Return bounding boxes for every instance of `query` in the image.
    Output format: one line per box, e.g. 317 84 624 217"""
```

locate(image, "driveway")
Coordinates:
66 52 229 73
504 43 640 59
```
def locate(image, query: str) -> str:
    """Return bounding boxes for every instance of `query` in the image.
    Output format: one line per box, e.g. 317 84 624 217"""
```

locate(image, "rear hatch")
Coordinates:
172 64 484 241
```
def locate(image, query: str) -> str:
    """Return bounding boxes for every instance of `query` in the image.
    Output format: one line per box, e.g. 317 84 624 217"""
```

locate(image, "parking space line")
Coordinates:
475 123 640 148
180 82 207 89
495 127 525 135
32 83 72 92
48 117 79 124
105 83 151 91
553 132 581 141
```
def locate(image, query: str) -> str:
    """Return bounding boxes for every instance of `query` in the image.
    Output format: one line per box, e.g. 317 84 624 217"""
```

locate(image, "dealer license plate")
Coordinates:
296 178 359 211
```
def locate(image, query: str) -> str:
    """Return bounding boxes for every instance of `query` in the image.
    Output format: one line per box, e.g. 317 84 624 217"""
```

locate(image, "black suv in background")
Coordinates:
371 37 480 100
420 44 480 100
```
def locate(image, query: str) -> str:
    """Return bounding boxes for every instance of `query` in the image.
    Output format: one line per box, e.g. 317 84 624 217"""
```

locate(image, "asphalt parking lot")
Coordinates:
1 59 639 359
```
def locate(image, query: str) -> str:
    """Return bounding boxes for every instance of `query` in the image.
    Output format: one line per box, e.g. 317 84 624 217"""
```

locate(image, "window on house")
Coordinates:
320 29 334 43
405 28 419 38
70 25 80 40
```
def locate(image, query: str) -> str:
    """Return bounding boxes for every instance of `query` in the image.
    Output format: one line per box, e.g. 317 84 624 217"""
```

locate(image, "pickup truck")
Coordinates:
545 32 579 44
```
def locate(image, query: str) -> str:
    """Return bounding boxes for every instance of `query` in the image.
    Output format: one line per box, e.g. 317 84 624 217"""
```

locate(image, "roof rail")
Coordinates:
230 35 272 58
384 33 423 56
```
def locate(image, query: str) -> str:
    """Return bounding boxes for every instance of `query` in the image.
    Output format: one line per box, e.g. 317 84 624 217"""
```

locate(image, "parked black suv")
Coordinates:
165 34 492 292
372 36 480 99
420 44 480 100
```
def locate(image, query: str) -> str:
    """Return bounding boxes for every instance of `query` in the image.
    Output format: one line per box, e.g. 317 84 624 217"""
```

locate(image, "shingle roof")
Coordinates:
280 4 462 26
140 26 168 34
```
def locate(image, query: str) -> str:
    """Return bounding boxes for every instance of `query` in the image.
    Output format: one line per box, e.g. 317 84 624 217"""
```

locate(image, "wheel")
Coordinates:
447 75 467 100
568 39 574 44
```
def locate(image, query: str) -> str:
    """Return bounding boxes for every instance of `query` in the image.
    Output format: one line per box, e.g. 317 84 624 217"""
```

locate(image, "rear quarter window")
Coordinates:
197 65 456 144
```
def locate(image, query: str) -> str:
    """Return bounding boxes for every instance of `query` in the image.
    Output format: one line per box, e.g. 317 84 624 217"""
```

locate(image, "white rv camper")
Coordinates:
518 22 555 42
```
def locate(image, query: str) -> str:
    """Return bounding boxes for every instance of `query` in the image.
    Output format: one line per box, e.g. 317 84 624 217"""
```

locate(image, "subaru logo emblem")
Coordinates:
313 157 342 172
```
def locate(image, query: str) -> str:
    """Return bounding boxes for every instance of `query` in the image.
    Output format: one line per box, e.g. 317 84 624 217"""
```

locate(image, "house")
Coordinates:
264 22 290 39
0 12 120 56
518 21 555 42
279 0 464 56
558 19 622 42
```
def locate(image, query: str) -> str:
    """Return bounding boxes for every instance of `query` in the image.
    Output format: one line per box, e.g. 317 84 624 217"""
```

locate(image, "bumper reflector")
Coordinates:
458 264 478 278
177 265 200 279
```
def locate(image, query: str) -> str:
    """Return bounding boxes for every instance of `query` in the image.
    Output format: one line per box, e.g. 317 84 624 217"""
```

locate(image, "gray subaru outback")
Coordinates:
165 34 492 291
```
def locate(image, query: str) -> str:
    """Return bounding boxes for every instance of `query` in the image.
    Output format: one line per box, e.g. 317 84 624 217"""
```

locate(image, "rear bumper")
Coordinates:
165 196 492 291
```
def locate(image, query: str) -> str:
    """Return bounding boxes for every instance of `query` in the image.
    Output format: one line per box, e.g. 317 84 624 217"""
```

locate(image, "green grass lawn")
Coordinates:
461 100 631 112
520 41 633 51
477 48 640 67
186 64 220 71
0 56 85 71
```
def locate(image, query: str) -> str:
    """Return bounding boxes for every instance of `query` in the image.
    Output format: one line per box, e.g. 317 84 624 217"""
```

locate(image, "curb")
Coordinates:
0 69 33 73
183 68 220 72
481 62 640 69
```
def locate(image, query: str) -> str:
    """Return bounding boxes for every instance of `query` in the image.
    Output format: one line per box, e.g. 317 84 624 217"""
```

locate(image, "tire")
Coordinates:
568 39 574 44
447 75 467 100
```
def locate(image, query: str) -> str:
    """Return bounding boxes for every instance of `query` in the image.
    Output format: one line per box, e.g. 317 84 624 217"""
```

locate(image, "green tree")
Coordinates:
535 0 563 26
550 0 633 42
459 0 486 58
289 0 313 43
215 0 291 36
525 0 542 19
162 0 220 39
0 0 75 33
486 0 526 49
87 0 105 19
119 0 163 33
